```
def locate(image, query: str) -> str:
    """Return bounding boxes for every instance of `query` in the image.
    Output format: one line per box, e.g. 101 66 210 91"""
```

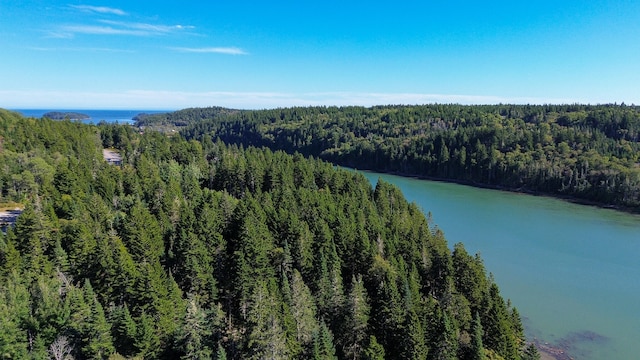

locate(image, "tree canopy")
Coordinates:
0 108 534 359
141 104 640 212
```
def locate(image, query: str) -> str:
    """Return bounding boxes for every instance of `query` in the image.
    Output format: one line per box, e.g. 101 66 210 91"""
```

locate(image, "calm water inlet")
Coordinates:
13 109 168 125
357 171 640 360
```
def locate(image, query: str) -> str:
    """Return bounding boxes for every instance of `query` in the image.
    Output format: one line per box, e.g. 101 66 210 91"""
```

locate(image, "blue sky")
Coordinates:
1 1 639 109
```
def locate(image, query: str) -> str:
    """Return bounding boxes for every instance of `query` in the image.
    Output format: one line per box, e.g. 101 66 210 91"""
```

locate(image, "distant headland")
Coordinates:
42 111 90 120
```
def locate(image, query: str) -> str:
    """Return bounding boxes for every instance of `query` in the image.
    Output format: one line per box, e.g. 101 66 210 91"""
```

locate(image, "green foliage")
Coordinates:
341 275 370 359
246 281 288 360
176 104 640 212
83 280 115 358
178 294 213 360
433 310 459 360
110 305 137 357
215 343 228 360
363 335 385 360
290 269 319 352
134 312 161 358
470 312 486 360
0 110 531 359
0 272 30 359
521 343 541 360
312 321 338 360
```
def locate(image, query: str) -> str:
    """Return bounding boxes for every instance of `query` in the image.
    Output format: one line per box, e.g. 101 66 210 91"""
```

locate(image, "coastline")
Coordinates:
351 165 627 360
343 166 640 215
534 340 573 360
11 109 166 125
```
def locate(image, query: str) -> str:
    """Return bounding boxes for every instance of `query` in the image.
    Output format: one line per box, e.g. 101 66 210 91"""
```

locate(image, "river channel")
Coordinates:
356 171 640 360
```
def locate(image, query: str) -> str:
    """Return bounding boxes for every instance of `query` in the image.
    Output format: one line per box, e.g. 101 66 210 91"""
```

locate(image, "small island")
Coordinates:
42 111 90 121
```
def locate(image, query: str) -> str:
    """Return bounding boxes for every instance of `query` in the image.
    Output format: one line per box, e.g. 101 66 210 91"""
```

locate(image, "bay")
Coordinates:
357 170 640 360
12 109 168 125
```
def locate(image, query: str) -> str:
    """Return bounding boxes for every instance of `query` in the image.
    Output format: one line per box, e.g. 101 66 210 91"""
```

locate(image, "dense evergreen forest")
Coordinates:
142 104 640 211
0 108 538 359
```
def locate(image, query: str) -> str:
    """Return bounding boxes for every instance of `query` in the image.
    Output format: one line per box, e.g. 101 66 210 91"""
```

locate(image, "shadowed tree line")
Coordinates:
144 104 640 211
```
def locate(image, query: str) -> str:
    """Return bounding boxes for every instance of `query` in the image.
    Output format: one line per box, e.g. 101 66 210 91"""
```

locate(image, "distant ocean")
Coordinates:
13 109 169 125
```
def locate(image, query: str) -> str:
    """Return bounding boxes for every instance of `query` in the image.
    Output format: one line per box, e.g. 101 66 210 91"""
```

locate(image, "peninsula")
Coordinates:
42 111 90 121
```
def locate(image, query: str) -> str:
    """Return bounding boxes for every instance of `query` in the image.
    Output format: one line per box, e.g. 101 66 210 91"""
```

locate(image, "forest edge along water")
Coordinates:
0 110 528 359
7 109 639 358
361 169 637 214
352 168 640 360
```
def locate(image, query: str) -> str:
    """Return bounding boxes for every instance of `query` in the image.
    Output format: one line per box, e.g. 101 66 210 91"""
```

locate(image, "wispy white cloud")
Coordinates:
99 20 194 34
0 90 595 110
51 7 194 38
28 46 135 53
171 47 248 55
57 25 148 36
70 5 127 16
53 20 193 37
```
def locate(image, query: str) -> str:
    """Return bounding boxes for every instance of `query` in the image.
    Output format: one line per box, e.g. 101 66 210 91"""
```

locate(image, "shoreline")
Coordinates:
345 166 640 215
535 341 573 360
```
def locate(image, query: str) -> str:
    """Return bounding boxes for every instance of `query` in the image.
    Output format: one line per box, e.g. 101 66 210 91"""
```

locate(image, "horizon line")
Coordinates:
1 89 637 111
6 101 638 113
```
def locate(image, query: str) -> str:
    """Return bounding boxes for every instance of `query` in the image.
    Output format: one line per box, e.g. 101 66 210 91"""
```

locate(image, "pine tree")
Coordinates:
290 270 319 351
109 304 137 357
342 275 370 360
521 343 541 360
483 283 518 360
434 310 458 360
401 309 428 360
81 279 115 358
363 335 385 360
452 243 487 315
0 272 29 359
13 202 54 275
214 342 228 360
315 242 345 332
178 294 213 360
30 275 70 349
121 202 164 264
157 273 185 343
0 232 22 280
134 312 161 359
510 307 525 350
52 239 70 274
95 232 138 307
470 312 486 360
246 281 288 360
369 255 404 356
312 321 338 360
231 196 276 320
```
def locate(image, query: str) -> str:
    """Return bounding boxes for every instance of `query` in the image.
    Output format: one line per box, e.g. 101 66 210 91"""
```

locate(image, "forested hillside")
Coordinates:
0 109 536 359
148 104 640 211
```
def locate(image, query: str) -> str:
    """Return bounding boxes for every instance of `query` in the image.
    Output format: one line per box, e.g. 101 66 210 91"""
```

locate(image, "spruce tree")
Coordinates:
134 312 160 359
178 294 213 360
470 312 486 360
342 274 370 360
0 272 29 359
401 309 428 360
246 281 288 360
312 321 338 360
434 310 458 360
363 335 385 360
215 343 228 360
81 279 115 358
110 305 137 357
521 343 541 360
290 270 318 350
